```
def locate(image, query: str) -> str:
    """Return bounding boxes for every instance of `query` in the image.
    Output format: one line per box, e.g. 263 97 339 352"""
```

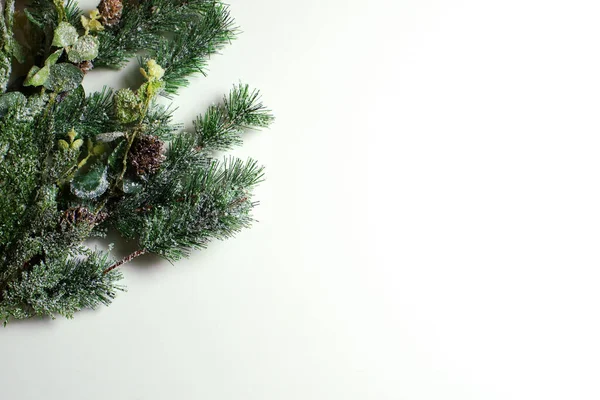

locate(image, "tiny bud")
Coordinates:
142 59 165 82
67 128 77 143
57 140 69 150
71 139 84 150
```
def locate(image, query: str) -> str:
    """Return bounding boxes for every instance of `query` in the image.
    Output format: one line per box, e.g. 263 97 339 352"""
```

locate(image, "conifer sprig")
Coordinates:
195 84 275 151
96 0 234 74
144 3 237 94
0 249 123 323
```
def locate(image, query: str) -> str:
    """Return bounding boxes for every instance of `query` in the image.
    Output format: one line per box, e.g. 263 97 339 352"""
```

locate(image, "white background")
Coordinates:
2 0 600 399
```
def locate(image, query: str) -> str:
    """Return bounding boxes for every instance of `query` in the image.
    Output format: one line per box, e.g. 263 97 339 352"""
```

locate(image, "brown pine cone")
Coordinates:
98 0 123 27
59 207 101 230
78 61 94 74
129 135 165 177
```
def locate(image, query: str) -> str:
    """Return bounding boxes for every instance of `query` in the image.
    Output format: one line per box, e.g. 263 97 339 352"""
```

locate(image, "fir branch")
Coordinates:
144 3 237 94
195 84 274 151
63 0 82 26
95 0 222 69
144 102 182 140
0 95 46 247
77 86 118 138
0 250 124 323
0 0 14 92
113 157 264 262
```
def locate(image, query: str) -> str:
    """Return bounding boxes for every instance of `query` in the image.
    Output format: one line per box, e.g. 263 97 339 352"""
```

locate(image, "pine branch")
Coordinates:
112 156 264 262
95 0 223 69
144 3 237 94
0 250 124 323
144 103 182 140
194 84 274 151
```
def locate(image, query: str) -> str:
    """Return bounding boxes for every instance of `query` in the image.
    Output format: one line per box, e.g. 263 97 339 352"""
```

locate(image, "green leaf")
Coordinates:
23 65 50 87
24 8 43 28
71 163 109 199
52 21 78 48
45 49 64 66
0 92 26 112
44 63 84 92
68 35 99 63
107 138 127 176
10 41 26 64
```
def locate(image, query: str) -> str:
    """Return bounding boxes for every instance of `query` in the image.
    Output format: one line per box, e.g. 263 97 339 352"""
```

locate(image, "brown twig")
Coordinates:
103 249 147 275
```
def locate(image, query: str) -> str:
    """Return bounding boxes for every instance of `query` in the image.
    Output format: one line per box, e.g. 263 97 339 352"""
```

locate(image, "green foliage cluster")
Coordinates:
0 0 273 324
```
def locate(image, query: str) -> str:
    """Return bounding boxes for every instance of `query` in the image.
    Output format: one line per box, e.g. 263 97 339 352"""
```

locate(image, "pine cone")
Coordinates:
78 60 94 74
59 207 100 230
98 0 123 27
129 135 164 177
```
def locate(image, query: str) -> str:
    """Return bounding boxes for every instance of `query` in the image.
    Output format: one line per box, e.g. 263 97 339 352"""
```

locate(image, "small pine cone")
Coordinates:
78 60 94 74
129 135 165 177
59 207 97 230
98 0 123 27
95 211 109 224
